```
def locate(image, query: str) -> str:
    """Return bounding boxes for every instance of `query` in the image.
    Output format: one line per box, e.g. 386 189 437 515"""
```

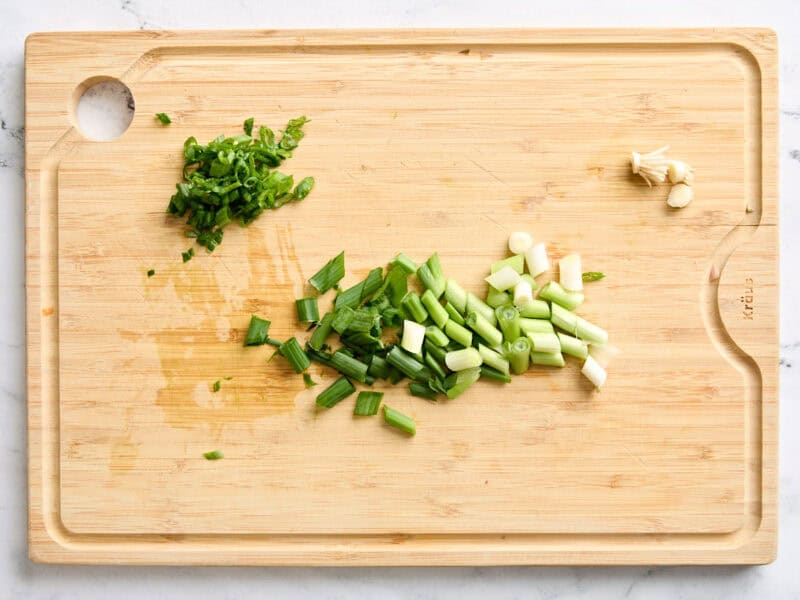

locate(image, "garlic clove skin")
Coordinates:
631 146 669 187
667 183 694 208
667 160 694 185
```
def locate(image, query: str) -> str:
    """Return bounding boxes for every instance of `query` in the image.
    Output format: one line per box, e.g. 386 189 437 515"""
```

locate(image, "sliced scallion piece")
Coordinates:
417 253 446 298
444 279 468 313
484 265 521 292
478 343 510 375
303 372 317 387
425 325 449 347
331 350 369 382
331 306 355 334
309 312 334 350
444 302 466 325
466 293 497 326
295 297 319 323
465 311 503 348
519 317 555 335
506 336 531 374
155 112 172 125
212 380 221 392
444 319 473 348
421 289 449 328
309 251 345 294
368 355 389 379
383 405 416 435
518 299 550 319
490 254 524 274
538 281 584 311
445 367 481 399
583 271 606 282
550 303 579 335
244 315 271 346
181 248 195 262
527 332 561 354
575 316 609 346
495 304 521 343
401 320 426 355
581 355 607 389
485 285 511 308
557 332 589 359
480 365 512 383
316 376 356 408
354 391 383 416
386 346 428 380
203 450 224 460
401 291 429 323
390 253 417 275
424 338 448 363
531 351 565 367
409 381 438 401
424 352 449 381
279 337 311 373
445 347 482 371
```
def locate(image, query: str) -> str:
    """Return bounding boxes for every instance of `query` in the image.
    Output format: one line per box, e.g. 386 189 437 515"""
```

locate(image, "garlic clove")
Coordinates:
667 160 694 185
667 183 693 208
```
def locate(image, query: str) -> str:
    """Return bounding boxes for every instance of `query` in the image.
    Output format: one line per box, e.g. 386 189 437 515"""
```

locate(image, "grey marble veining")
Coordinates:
2 0 799 597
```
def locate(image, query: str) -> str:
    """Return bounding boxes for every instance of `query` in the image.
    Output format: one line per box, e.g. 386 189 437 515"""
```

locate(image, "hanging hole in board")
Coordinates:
73 77 135 141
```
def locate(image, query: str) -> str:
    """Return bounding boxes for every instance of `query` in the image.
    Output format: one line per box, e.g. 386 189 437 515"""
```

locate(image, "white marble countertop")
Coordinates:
2 0 799 597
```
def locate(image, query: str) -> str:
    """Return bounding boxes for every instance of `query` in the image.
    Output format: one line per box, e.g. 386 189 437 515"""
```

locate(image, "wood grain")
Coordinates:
25 28 778 565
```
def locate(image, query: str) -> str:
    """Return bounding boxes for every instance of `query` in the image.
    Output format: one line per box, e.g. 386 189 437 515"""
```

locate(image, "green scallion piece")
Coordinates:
309 251 345 294
155 112 172 125
306 346 335 368
444 302 466 325
583 271 606 282
519 317 555 335
557 332 589 359
465 311 503 347
368 355 389 379
331 350 369 383
243 117 254 136
480 365 512 383
401 291 429 323
424 338 448 363
519 273 537 291
490 254 524 274
203 450 224 460
309 312 334 350
295 297 319 323
444 279 468 313
495 304 521 343
335 267 383 309
444 347 483 371
345 308 377 333
478 343 510 375
417 254 446 298
303 372 317 387
424 352 448 381
378 267 409 308
575 316 609 346
212 380 221 392
444 319 473 348
485 285 511 308
279 337 311 373
316 376 356 408
538 281 584 311
181 248 195 262
383 405 416 435
528 332 561 354
244 315 271 346
354 391 383 416
466 292 497 326
387 366 405 385
445 367 481 399
386 346 428 380
531 351 565 367
550 303 579 335
390 253 418 275
409 382 438 401
146 269 155 278
506 336 531 374
518 300 550 319
331 306 355 334
425 325 449 347
421 289 449 328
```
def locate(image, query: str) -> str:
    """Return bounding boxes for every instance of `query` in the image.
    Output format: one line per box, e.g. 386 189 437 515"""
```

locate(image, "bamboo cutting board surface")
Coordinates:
25 29 778 565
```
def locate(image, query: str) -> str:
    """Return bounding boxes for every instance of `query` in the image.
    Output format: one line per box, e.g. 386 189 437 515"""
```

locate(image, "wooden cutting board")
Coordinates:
25 28 778 565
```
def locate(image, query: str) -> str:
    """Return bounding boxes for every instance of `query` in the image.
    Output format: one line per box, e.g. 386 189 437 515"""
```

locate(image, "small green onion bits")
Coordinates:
203 450 224 460
155 112 172 125
583 271 606 282
167 116 314 253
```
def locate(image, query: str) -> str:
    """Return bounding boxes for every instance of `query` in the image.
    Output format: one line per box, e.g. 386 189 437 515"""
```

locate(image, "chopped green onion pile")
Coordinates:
166 116 315 253
244 234 611 437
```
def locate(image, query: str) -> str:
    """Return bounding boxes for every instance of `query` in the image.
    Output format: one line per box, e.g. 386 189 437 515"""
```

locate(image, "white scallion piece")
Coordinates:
558 253 583 292
485 265 521 292
508 231 534 255
513 279 534 307
524 242 550 277
581 355 607 390
400 320 426 355
631 145 669 187
588 343 621 368
445 347 483 371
